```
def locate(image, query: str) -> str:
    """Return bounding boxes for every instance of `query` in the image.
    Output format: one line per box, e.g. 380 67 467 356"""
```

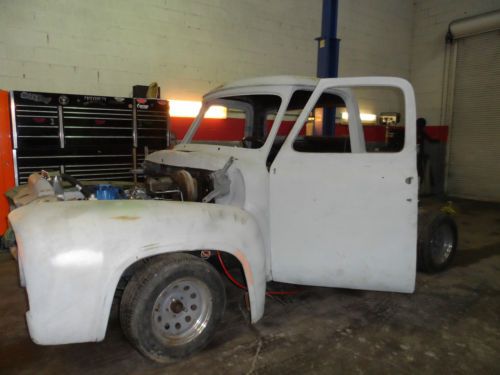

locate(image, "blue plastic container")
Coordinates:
95 184 120 200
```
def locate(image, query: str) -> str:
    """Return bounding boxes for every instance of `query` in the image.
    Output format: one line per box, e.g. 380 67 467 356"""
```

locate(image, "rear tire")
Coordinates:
418 212 458 273
120 253 226 362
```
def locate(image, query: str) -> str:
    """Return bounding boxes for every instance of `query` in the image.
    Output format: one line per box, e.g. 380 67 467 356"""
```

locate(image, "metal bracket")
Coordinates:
202 157 235 203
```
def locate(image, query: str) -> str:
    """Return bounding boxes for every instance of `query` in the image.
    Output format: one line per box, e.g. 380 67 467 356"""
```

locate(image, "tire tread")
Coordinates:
120 253 225 362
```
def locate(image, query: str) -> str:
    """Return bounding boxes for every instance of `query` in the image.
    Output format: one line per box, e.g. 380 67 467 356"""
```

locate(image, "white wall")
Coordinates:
337 0 413 78
0 0 322 99
337 0 414 117
410 0 500 125
2 0 498 121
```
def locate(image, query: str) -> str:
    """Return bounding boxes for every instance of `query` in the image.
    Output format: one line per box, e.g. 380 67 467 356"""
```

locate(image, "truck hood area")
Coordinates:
146 145 242 171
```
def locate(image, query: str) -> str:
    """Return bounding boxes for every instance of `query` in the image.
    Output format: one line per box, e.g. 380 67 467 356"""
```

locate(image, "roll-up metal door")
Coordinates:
446 29 500 201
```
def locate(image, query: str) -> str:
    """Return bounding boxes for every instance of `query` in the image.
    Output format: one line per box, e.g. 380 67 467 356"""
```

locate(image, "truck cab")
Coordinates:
147 75 418 291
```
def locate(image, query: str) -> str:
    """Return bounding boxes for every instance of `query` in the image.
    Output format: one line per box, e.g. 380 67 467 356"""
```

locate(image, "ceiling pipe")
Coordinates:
446 9 500 42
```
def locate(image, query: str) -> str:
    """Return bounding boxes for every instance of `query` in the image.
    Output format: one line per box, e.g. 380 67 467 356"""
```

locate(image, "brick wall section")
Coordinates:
2 1 499 121
410 0 500 124
337 0 413 79
336 0 414 116
0 0 322 99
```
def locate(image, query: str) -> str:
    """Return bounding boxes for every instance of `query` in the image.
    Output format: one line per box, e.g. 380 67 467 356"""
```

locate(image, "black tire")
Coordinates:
418 212 458 273
120 253 226 362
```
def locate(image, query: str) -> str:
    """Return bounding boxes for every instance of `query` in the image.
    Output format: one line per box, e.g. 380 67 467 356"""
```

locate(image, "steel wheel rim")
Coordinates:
151 277 212 346
430 223 454 265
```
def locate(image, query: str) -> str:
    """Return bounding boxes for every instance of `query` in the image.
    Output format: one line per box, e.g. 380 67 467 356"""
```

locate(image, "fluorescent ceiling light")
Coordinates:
169 100 227 119
205 105 227 119
341 111 377 122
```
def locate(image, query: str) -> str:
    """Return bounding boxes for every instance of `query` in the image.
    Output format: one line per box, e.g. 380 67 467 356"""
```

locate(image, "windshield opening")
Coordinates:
190 95 282 149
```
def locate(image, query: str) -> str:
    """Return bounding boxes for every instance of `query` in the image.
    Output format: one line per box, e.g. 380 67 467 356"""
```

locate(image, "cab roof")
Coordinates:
204 75 319 97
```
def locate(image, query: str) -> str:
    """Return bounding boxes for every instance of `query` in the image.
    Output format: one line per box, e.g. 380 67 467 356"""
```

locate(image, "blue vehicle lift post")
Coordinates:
316 0 340 136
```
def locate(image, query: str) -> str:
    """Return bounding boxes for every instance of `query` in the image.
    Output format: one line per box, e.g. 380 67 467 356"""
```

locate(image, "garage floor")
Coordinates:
0 199 499 374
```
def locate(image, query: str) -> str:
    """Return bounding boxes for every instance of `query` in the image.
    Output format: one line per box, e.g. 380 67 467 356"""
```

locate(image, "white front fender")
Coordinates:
8 200 267 345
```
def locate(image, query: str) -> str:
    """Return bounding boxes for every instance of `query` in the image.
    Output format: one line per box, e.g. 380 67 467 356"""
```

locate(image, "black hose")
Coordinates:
60 174 91 198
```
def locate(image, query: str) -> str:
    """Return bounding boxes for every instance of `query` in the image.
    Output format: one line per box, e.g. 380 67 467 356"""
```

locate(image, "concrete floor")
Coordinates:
0 199 499 374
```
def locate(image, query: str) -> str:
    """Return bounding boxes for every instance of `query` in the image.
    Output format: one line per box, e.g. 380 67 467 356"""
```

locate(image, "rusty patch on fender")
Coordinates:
111 215 140 221
235 249 254 286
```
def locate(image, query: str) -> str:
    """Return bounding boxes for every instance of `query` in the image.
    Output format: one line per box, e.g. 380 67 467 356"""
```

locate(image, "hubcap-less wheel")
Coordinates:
151 277 212 347
430 222 454 266
418 212 458 273
120 253 226 362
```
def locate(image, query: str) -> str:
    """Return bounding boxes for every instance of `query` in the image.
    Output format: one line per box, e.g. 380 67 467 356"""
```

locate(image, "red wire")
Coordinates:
216 251 247 290
216 251 300 296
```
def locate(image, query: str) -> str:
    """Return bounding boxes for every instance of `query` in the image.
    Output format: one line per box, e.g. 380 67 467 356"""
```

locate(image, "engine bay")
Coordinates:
7 162 219 209
143 160 214 202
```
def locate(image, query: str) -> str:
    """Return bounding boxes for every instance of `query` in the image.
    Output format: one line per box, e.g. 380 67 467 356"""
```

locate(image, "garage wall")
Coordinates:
337 0 500 124
0 0 322 99
336 0 413 116
410 0 500 125
337 0 413 79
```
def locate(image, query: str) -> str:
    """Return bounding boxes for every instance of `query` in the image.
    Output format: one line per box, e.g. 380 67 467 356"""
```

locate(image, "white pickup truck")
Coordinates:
7 76 457 362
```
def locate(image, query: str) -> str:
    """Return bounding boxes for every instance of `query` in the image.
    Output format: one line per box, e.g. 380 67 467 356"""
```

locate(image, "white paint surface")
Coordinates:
9 200 266 344
270 77 418 292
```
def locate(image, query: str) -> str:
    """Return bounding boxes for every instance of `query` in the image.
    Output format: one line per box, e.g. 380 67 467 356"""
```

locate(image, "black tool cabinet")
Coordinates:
10 91 169 184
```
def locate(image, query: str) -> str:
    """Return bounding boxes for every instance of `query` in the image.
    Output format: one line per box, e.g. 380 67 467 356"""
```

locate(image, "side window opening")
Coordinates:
266 90 314 167
292 92 348 153
289 86 406 154
349 87 405 153
266 89 350 166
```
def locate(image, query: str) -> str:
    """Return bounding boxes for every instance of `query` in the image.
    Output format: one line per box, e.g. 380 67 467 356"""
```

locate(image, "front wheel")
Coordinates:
120 253 226 362
418 212 458 273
